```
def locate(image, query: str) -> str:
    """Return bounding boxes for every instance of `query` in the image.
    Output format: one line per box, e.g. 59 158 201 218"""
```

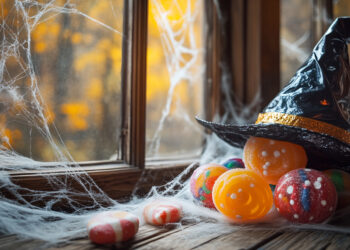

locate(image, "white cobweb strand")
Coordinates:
147 0 203 157
0 0 119 243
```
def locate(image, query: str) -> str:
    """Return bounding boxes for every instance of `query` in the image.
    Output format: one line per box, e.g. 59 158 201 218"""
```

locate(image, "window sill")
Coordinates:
6 159 198 209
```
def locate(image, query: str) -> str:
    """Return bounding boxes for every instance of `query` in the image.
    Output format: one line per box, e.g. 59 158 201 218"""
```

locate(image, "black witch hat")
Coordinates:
197 17 350 172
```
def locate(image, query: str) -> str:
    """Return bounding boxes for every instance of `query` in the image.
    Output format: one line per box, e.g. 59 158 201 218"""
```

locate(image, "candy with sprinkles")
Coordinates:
212 169 273 223
87 211 139 244
324 169 350 209
222 158 245 169
190 164 228 208
274 169 337 223
143 200 182 226
243 137 308 185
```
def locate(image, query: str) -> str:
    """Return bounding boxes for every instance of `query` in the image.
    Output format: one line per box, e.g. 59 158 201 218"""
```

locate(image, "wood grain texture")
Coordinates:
246 0 280 108
2 224 350 250
260 231 350 250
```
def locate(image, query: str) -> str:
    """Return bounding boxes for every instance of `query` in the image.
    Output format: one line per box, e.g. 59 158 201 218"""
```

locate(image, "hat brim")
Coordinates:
196 117 350 171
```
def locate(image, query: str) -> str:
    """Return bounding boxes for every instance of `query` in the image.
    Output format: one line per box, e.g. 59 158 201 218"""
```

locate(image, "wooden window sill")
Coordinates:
5 159 198 210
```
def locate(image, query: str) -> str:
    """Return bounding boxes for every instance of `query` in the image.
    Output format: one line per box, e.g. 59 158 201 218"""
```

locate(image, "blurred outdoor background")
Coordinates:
0 0 349 162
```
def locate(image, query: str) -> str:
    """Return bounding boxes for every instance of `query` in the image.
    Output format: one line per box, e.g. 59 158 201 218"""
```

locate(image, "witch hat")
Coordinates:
197 17 350 171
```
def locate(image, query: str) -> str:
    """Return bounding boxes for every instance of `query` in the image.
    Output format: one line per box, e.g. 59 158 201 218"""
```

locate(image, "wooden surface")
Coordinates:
1 221 350 250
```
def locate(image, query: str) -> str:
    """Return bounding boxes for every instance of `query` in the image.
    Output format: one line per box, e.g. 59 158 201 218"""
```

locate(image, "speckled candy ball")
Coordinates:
324 169 350 209
222 158 245 169
274 169 337 223
244 137 308 185
190 164 228 208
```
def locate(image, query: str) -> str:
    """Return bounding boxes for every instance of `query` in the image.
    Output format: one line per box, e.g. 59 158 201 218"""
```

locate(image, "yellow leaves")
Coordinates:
32 21 61 53
1 128 22 148
35 42 47 53
110 47 122 71
89 1 109 20
71 33 82 44
61 103 89 131
74 39 114 71
74 51 105 71
86 79 103 100
147 46 163 65
147 71 169 101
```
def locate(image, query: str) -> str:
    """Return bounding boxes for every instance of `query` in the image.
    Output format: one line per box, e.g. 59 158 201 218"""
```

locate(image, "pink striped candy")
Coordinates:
87 211 139 244
143 201 182 226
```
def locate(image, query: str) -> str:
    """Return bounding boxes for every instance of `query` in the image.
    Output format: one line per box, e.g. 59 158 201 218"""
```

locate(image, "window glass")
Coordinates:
1 0 124 161
334 0 350 17
280 0 313 87
146 0 204 159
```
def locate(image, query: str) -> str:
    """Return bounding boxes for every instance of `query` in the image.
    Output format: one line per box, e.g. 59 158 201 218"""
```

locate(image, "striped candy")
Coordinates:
143 201 182 226
87 211 139 244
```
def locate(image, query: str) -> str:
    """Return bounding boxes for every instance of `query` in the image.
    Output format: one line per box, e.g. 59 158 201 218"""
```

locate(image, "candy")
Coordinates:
274 169 337 223
243 137 307 185
143 200 182 226
87 211 139 244
324 169 350 209
212 169 273 223
222 158 245 169
190 164 228 208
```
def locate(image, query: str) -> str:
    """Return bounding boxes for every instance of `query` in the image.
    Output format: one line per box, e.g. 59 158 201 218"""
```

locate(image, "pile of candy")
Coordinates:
190 137 348 223
87 136 350 245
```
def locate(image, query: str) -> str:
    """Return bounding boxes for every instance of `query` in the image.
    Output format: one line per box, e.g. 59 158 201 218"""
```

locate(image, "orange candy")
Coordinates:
212 169 273 223
243 137 307 185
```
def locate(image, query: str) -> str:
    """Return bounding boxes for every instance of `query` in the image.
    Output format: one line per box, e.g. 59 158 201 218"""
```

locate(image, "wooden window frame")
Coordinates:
9 0 329 207
7 0 200 205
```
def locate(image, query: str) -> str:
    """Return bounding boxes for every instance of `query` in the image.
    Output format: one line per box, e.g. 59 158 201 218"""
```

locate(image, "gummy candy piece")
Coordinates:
190 164 228 208
243 137 307 185
222 158 245 169
212 169 273 222
87 211 139 244
274 169 337 223
324 169 350 209
143 200 182 226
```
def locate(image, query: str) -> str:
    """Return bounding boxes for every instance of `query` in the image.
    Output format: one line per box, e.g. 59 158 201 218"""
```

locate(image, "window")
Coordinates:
1 0 124 162
146 0 205 159
2 0 206 165
4 0 346 204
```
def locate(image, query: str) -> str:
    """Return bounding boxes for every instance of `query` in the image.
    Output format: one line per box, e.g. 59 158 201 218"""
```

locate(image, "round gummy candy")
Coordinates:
274 169 337 223
212 169 273 223
243 137 307 185
324 169 350 209
190 164 228 208
222 158 245 169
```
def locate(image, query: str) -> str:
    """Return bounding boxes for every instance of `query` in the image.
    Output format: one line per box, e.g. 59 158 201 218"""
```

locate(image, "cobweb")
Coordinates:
0 0 349 246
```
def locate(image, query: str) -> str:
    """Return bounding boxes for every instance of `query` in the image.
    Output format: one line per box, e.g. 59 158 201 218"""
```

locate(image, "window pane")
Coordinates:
146 0 204 159
1 0 124 162
280 0 313 87
334 0 350 17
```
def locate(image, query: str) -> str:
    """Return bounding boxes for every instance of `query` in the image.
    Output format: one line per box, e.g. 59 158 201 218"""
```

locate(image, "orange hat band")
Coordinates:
256 112 350 145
